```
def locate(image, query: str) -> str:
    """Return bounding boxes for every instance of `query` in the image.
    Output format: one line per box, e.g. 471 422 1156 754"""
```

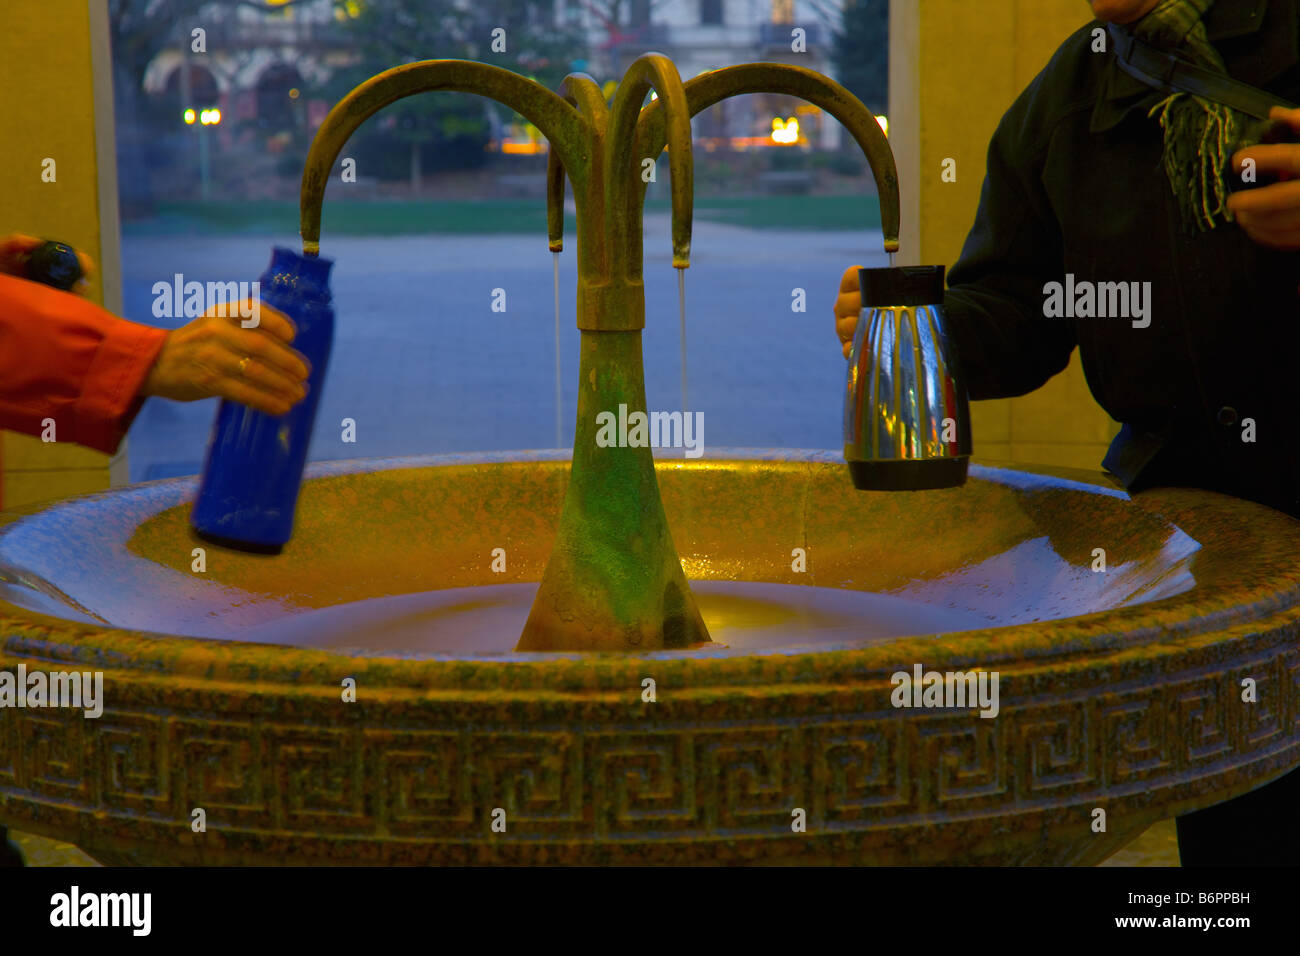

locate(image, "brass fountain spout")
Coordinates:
299 55 900 652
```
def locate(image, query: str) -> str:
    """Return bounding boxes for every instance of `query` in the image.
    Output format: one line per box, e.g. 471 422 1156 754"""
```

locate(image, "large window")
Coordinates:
108 0 885 482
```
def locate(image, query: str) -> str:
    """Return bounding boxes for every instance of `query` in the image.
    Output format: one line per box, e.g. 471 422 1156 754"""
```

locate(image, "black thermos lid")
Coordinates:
858 265 945 307
28 241 83 291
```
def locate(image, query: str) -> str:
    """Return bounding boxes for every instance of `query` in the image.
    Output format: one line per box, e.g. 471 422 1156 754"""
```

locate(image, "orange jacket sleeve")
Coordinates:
0 273 167 455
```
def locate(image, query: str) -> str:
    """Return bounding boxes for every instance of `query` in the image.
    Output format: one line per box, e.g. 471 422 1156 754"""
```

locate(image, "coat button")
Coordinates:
1217 406 1238 426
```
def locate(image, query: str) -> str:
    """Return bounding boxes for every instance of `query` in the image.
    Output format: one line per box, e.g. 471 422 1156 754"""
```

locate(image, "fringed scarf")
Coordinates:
1135 0 1270 230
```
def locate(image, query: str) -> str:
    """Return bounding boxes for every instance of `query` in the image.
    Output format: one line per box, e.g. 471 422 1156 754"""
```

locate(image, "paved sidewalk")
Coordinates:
120 218 888 482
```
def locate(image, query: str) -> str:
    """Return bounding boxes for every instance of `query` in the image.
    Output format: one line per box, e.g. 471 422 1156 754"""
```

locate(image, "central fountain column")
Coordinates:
517 324 710 651
517 57 709 651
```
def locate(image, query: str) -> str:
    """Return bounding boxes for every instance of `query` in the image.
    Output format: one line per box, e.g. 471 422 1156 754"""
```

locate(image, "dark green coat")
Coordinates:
945 0 1300 517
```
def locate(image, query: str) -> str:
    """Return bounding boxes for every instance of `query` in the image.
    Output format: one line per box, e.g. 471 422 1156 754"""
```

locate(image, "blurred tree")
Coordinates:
325 0 587 189
831 0 888 115
107 0 587 194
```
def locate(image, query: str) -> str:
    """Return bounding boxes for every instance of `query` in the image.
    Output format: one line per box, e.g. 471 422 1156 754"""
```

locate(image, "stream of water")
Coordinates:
678 266 688 416
553 250 562 448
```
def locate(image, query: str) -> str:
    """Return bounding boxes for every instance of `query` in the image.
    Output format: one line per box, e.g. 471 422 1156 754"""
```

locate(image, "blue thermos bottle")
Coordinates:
191 247 334 553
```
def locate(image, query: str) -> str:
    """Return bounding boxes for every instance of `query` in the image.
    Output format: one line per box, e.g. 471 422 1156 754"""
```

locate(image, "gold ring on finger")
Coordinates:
237 355 251 377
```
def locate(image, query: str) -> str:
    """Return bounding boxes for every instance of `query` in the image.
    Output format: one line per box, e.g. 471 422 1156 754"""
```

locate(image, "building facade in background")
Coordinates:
123 0 853 204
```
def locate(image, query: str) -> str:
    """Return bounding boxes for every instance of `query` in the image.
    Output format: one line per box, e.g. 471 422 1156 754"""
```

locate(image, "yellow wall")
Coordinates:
890 0 1120 470
0 0 123 510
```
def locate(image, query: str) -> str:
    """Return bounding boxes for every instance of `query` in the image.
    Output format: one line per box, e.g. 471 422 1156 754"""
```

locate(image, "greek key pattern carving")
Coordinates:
171 717 268 826
99 711 168 814
373 731 470 830
23 710 88 803
916 716 1005 807
0 645 1297 841
810 717 907 819
1016 702 1092 797
587 732 695 833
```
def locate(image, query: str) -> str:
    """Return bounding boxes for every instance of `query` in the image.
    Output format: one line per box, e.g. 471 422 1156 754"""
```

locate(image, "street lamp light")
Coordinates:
184 105 221 198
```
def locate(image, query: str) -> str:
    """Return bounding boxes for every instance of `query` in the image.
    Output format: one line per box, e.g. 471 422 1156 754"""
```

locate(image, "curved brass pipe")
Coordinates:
300 59 588 256
289 56 901 654
545 73 608 254
637 63 901 253
607 54 694 270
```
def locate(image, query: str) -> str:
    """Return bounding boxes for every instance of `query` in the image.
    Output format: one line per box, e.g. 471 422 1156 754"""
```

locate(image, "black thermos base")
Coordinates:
847 457 969 491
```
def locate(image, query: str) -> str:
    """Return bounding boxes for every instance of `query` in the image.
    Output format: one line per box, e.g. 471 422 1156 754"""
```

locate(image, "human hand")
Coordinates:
0 234 95 294
141 301 311 417
834 264 865 359
1227 106 1300 249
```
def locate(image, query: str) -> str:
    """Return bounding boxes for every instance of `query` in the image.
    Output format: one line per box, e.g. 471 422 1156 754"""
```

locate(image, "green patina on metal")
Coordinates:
298 55 900 651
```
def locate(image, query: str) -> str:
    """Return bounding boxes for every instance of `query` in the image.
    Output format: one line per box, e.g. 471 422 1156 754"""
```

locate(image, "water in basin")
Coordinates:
233 580 985 657
0 459 1205 659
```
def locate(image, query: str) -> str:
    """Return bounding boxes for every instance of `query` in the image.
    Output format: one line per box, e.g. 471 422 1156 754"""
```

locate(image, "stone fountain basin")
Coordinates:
1 449 1299 865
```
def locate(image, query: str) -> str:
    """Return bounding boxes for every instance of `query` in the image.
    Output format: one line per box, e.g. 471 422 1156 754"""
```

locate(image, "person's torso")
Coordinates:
1042 1 1300 514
